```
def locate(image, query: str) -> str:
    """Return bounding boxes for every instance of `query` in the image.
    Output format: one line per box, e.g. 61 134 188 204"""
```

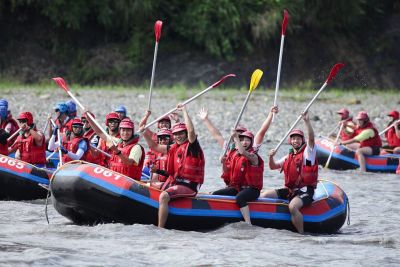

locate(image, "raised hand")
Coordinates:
198 107 208 121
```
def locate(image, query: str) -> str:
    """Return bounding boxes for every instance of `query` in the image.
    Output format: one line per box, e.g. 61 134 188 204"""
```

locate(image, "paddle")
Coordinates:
147 20 163 111
324 122 344 168
140 74 236 133
274 63 345 151
49 119 63 166
52 77 116 145
7 128 22 142
379 119 400 136
222 69 263 156
272 9 289 120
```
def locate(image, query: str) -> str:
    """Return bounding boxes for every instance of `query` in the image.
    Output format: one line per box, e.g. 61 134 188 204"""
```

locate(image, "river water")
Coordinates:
1 89 399 266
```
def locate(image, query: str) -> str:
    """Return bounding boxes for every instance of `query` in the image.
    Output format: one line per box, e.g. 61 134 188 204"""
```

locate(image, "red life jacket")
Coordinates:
282 144 318 189
0 144 7 155
340 118 356 141
1 114 19 144
221 149 236 186
97 133 120 167
355 122 382 148
386 126 400 147
166 140 205 184
145 149 169 182
83 128 96 140
144 149 157 167
16 133 47 164
62 136 88 163
229 150 264 191
55 118 69 134
108 137 145 180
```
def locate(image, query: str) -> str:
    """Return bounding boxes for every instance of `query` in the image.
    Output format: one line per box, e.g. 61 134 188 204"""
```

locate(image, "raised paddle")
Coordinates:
49 119 63 166
379 120 400 136
274 63 345 151
272 9 289 120
147 20 163 111
324 122 344 168
140 74 236 134
222 69 263 156
52 77 116 145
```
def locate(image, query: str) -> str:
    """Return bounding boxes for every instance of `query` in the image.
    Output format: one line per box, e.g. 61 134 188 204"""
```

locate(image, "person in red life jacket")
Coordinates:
48 118 88 163
148 128 173 184
141 104 205 228
213 130 264 225
81 112 102 165
9 112 47 167
46 102 69 142
337 111 382 172
334 108 357 148
260 112 317 234
85 112 144 180
93 112 121 167
0 99 19 154
383 110 400 154
115 105 128 120
64 100 78 133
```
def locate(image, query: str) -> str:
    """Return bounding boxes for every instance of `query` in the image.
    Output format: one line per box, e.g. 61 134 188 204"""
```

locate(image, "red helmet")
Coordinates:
337 108 350 120
356 111 369 121
239 130 254 140
17 112 33 125
387 110 399 120
105 112 121 126
158 116 171 129
157 128 173 139
172 123 187 134
81 111 95 120
235 125 248 133
288 129 305 144
71 118 84 127
119 118 134 130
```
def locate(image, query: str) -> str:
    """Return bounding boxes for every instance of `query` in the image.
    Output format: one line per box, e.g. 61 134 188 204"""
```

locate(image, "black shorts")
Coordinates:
276 186 315 206
371 146 380 156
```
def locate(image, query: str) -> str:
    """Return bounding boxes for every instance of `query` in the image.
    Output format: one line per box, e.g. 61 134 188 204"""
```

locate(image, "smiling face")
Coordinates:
239 136 252 150
173 130 187 145
120 128 133 141
72 125 83 136
158 135 171 145
290 135 303 149
159 119 171 129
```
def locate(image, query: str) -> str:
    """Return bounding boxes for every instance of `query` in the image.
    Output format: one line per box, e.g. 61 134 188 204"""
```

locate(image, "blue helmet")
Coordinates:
115 105 127 115
54 102 68 114
0 99 8 120
66 100 77 115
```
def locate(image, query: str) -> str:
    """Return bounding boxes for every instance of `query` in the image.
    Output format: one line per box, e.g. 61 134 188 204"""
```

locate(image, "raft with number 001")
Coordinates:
316 136 399 173
50 161 349 233
0 154 54 200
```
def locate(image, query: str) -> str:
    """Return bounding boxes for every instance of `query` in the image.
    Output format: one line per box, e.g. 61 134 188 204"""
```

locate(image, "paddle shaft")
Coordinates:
223 90 253 156
7 128 22 142
379 119 400 136
324 123 344 168
273 35 285 109
140 85 215 133
147 41 159 110
49 119 63 165
274 82 328 151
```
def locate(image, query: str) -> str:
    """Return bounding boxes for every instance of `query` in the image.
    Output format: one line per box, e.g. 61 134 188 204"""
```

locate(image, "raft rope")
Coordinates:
45 189 50 224
346 197 351 225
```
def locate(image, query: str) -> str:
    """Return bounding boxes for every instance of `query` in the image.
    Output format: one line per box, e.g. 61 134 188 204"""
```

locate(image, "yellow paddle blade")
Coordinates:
249 69 263 92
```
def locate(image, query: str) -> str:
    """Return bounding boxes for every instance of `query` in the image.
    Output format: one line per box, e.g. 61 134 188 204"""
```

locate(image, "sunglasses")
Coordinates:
72 125 83 128
81 119 88 123
55 109 60 112
158 136 171 141
18 119 28 123
108 120 120 124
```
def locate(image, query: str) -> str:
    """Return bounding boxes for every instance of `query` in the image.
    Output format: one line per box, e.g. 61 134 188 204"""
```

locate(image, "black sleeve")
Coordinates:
187 137 203 158
0 129 10 145
155 169 169 176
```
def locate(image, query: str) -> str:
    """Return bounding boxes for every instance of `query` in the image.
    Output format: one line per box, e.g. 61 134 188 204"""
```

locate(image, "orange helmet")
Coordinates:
17 112 33 125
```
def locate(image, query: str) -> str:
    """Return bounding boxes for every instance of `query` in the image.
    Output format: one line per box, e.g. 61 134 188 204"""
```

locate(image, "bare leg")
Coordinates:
393 147 400 154
240 206 252 225
288 197 304 234
260 189 278 198
158 191 170 228
356 147 373 172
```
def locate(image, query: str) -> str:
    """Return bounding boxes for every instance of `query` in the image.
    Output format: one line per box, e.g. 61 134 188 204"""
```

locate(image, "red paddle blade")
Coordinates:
211 74 236 88
52 77 69 92
281 9 289 36
325 63 345 84
154 20 163 42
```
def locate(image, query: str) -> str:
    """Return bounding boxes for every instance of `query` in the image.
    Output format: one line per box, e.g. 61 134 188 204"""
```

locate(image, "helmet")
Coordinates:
0 99 8 120
172 123 187 134
356 111 369 121
119 118 134 130
157 128 173 139
158 116 171 128
387 110 399 120
337 108 350 120
239 131 254 141
54 102 68 114
71 118 84 127
81 111 95 120
288 129 305 144
115 105 127 114
105 112 121 126
235 125 248 133
66 100 77 115
17 112 34 125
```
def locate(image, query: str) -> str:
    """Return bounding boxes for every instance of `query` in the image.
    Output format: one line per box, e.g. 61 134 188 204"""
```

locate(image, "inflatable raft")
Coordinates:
316 137 399 173
0 154 53 200
51 162 349 233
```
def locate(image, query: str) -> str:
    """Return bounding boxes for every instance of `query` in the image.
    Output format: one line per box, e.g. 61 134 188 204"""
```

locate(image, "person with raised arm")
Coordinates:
383 110 400 154
141 104 205 228
337 111 382 172
213 129 264 225
260 112 318 234
0 99 19 154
